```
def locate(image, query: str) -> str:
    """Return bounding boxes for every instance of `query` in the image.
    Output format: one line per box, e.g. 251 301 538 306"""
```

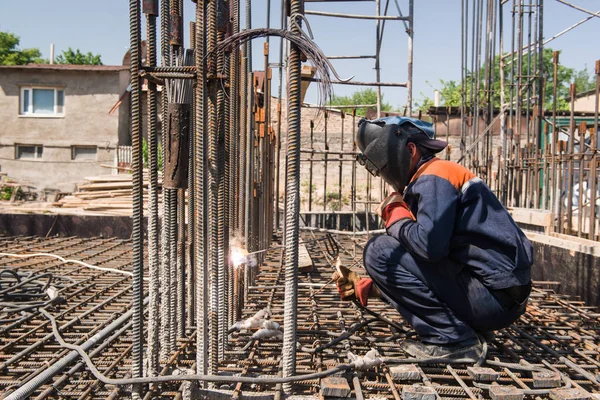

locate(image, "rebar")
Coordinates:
194 0 209 379
281 7 303 394
128 0 144 398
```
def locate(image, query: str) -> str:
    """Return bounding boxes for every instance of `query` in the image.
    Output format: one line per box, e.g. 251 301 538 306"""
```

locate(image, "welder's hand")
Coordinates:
376 192 414 228
332 265 361 301
332 266 380 306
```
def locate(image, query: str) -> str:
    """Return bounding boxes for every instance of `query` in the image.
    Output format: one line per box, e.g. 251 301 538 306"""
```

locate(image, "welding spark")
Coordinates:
231 248 248 268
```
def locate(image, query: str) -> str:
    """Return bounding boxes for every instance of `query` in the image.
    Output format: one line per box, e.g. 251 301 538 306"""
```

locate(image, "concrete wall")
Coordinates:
573 93 597 113
0 68 130 193
526 232 600 306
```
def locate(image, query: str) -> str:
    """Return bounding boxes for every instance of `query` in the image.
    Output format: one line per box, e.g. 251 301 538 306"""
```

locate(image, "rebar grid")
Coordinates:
1 234 599 399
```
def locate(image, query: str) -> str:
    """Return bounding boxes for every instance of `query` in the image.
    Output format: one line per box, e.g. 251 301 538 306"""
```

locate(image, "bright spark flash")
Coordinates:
231 247 248 268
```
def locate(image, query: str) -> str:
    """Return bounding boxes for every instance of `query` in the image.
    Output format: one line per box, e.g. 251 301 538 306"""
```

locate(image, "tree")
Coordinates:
328 88 392 115
55 48 102 65
0 31 44 65
417 48 592 112
573 66 595 95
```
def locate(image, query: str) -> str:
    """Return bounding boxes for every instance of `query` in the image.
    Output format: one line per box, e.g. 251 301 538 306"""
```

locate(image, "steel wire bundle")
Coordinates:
165 49 195 104
214 28 336 105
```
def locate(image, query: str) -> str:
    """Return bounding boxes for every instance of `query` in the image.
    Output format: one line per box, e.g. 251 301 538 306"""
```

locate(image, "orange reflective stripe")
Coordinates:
410 158 475 190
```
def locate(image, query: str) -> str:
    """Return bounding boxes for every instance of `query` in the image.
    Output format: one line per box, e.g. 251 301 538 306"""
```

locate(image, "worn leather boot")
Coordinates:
401 337 483 362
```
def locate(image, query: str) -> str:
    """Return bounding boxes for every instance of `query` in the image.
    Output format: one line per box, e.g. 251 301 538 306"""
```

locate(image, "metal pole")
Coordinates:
407 0 413 115
375 0 382 116
128 0 144 398
282 5 303 393
589 60 600 241
206 0 219 377
159 0 173 361
144 0 160 376
194 0 209 380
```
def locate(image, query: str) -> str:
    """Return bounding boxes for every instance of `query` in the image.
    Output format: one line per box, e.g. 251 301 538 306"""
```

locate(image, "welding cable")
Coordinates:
0 253 149 281
354 302 490 366
485 359 547 372
352 301 406 333
0 272 53 296
38 308 382 386
298 317 379 353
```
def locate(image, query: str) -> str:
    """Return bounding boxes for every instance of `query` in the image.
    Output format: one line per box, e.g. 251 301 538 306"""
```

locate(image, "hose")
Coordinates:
36 308 364 386
4 297 149 400
0 253 148 281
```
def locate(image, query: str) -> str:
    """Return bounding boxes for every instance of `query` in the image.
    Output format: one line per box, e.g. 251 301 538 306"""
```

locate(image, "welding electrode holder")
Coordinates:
164 103 191 189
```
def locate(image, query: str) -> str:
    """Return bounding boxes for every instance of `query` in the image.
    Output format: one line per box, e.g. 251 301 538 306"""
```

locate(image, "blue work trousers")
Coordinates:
363 235 526 345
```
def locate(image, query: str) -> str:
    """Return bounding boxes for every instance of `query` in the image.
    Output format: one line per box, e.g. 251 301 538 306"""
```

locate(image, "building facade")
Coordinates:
0 64 130 194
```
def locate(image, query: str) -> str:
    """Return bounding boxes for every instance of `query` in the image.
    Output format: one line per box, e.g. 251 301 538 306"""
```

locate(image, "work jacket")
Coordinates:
387 156 533 291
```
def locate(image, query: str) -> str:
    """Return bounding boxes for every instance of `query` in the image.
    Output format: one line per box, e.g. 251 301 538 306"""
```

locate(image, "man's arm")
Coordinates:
386 176 460 262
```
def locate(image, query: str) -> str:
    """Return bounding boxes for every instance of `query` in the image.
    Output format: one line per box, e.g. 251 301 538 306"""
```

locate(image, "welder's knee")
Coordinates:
363 235 405 276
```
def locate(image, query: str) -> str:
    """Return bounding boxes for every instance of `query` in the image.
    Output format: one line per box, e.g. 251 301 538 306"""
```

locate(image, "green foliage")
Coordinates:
0 186 22 201
417 48 593 112
0 31 44 65
55 47 102 65
142 139 163 170
573 66 596 95
328 88 393 116
0 187 13 201
325 190 348 211
301 180 316 194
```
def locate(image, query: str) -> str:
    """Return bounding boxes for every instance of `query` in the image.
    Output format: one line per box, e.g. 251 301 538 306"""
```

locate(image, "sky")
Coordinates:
1 0 598 110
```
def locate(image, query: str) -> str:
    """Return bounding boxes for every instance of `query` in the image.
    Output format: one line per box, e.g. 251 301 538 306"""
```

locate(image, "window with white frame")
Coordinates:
72 146 97 161
16 145 43 160
20 87 65 116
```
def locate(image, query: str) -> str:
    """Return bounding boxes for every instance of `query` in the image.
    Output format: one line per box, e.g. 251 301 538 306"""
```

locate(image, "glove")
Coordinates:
332 265 380 306
376 192 414 228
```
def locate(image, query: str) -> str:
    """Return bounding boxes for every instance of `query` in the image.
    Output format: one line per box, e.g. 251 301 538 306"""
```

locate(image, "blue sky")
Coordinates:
2 1 598 109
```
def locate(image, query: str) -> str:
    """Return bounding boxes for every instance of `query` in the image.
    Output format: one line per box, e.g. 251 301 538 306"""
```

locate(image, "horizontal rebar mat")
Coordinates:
0 233 599 399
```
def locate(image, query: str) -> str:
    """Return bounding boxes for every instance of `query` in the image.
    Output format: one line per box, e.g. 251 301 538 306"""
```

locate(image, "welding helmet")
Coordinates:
356 117 447 192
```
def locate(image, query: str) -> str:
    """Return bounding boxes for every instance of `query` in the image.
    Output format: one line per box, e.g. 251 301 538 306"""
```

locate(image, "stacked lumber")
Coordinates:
56 174 160 216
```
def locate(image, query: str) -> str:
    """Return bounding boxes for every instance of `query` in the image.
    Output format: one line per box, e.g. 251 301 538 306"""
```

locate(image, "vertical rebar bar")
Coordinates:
206 0 219 377
177 188 186 338
129 0 144 398
375 0 381 116
194 0 209 380
407 0 413 115
275 0 286 231
187 20 196 333
282 6 303 394
590 61 600 241
159 0 172 361
499 1 508 204
552 51 559 232
566 84 576 235
145 3 160 376
323 110 329 215
229 0 240 329
217 23 230 362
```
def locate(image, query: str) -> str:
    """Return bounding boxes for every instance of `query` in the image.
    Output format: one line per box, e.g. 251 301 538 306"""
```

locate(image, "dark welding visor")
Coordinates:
356 153 381 177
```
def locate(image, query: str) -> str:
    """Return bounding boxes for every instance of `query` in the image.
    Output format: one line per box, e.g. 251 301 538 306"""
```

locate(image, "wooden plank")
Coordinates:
508 207 552 234
298 243 314 272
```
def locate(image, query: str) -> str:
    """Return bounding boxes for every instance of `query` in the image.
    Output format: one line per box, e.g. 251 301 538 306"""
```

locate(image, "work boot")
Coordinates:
401 337 483 362
479 331 495 343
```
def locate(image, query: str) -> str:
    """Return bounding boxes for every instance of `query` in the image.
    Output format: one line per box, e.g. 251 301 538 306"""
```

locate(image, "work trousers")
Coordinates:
363 235 527 345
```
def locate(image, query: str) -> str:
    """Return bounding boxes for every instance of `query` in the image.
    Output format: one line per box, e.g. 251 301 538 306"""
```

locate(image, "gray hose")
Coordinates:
5 297 149 400
37 307 358 386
